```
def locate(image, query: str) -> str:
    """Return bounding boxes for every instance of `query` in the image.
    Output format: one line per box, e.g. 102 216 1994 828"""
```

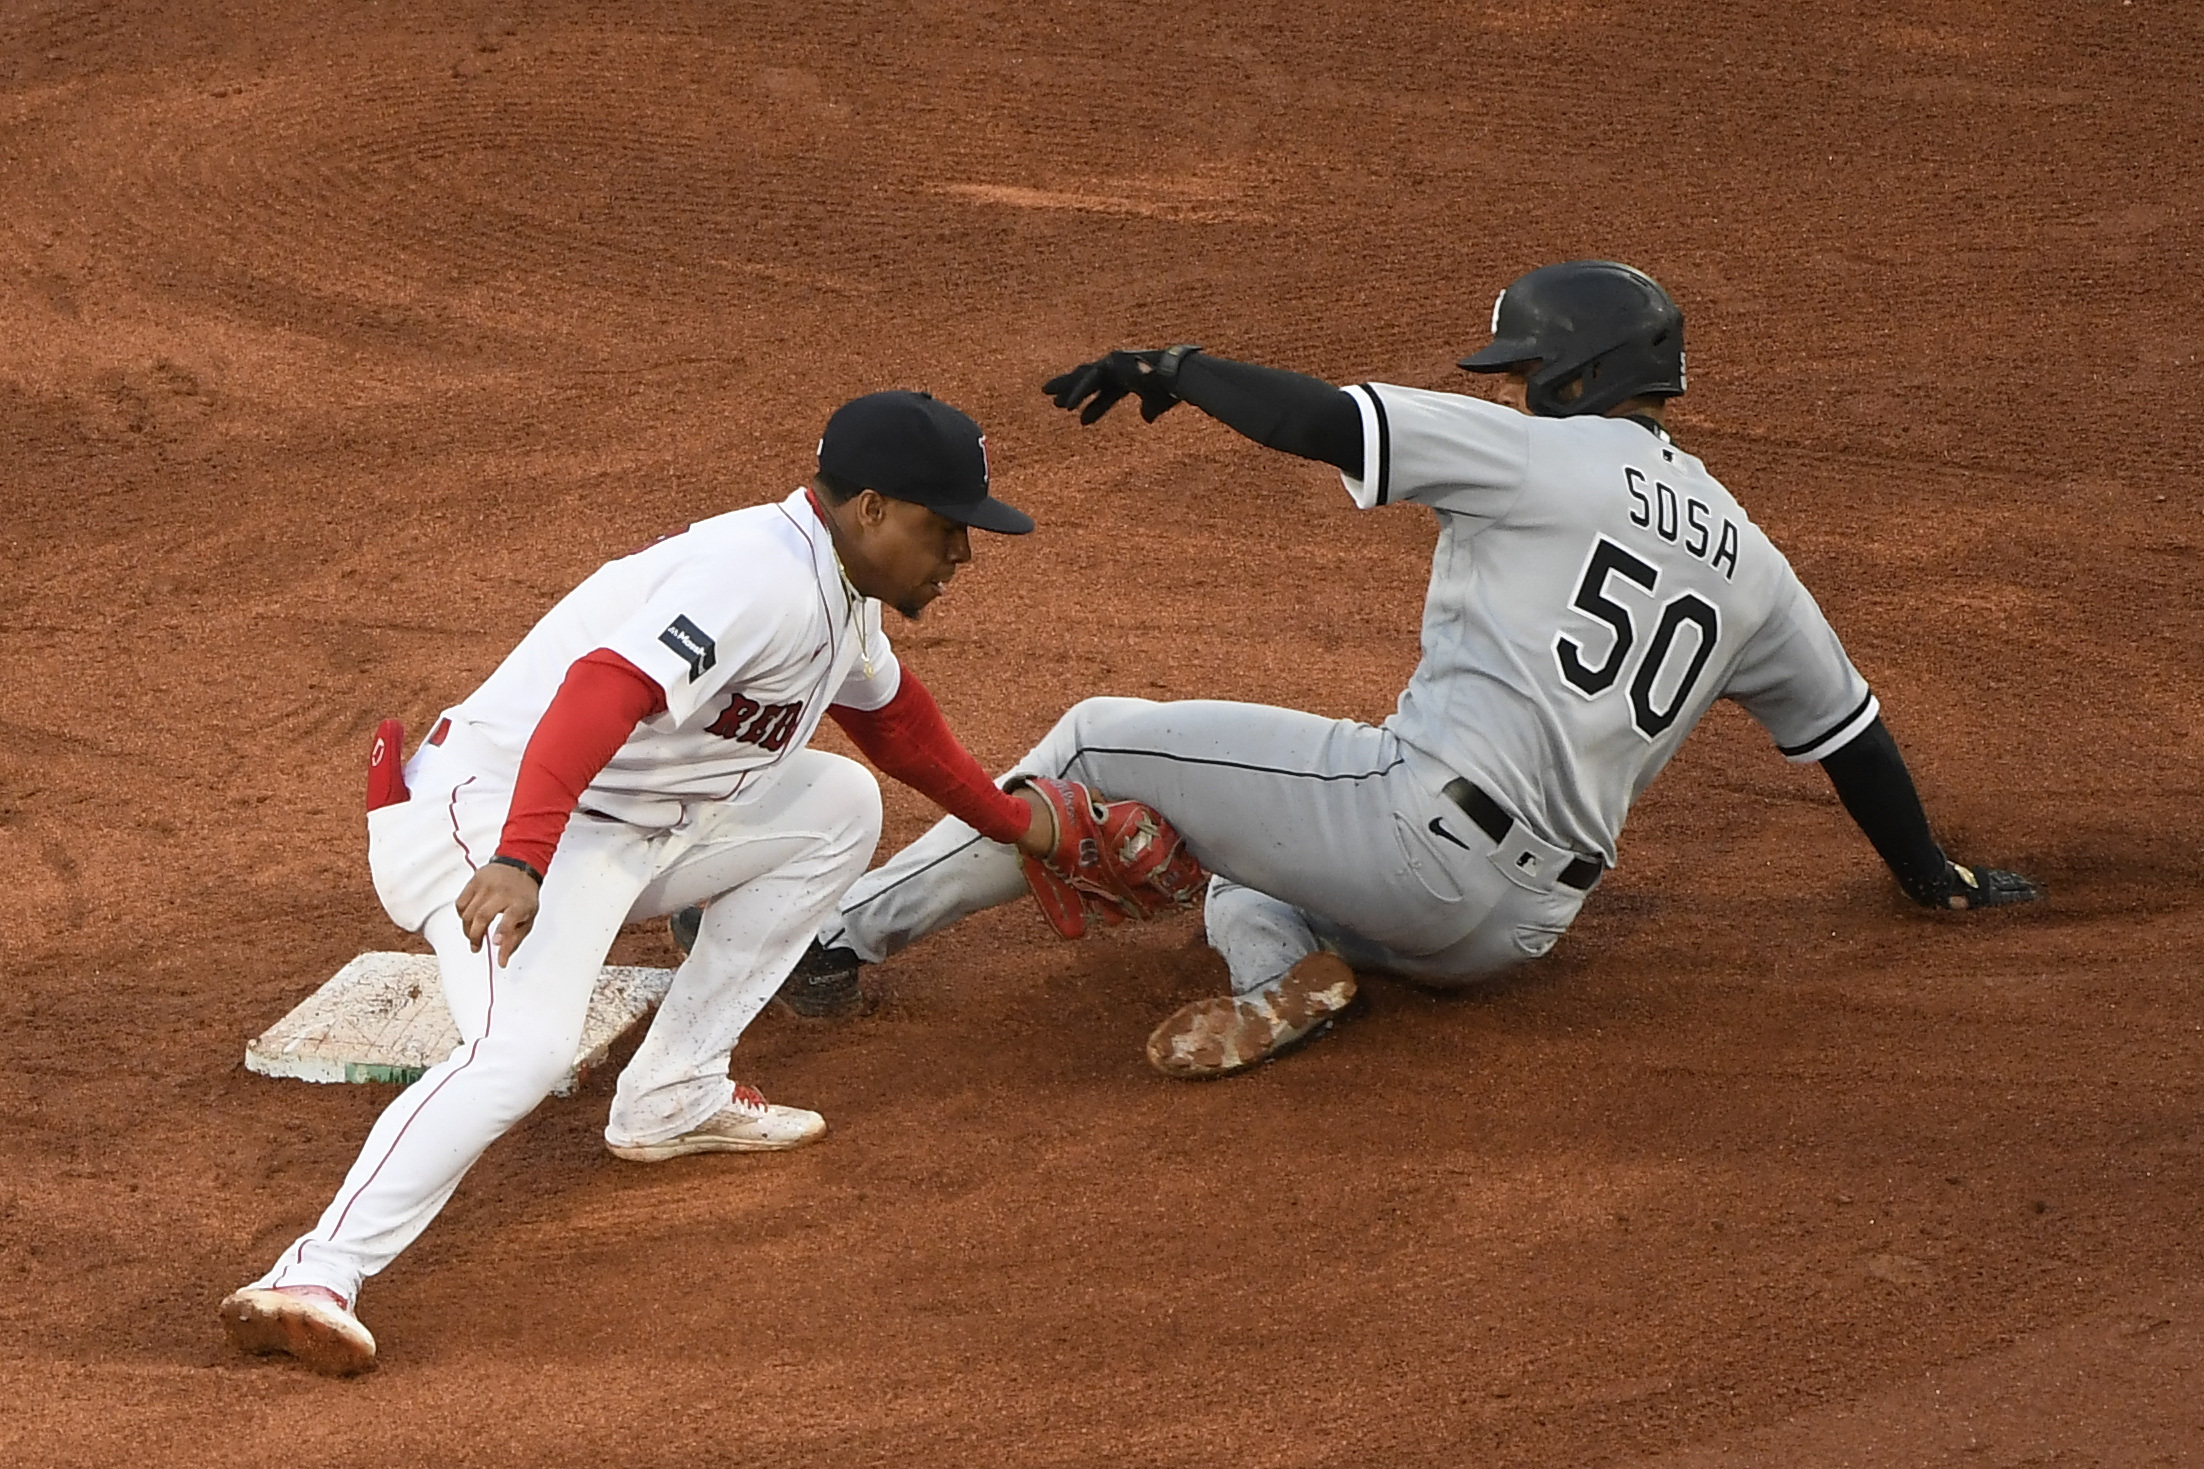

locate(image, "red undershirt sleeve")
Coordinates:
829 669 1031 846
496 648 668 878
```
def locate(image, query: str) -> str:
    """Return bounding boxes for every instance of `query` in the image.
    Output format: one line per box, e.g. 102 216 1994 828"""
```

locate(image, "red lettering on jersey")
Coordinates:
708 692 806 751
761 703 804 752
708 694 762 740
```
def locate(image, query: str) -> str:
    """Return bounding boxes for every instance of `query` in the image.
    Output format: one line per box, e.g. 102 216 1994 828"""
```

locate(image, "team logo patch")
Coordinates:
658 614 717 682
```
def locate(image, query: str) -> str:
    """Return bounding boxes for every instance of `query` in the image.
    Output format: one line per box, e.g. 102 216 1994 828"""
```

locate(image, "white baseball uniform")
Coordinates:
256 489 895 1303
823 387 1876 991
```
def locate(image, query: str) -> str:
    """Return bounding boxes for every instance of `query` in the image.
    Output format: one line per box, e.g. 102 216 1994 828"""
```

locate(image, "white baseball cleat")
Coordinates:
1145 952 1358 1079
605 1083 827 1161
219 1284 377 1376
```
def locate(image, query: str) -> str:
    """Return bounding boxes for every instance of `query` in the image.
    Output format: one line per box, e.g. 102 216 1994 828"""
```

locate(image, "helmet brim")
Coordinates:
1458 340 1544 372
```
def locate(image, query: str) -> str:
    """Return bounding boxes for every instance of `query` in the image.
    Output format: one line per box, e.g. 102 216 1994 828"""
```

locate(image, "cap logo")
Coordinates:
977 433 990 488
1491 289 1506 333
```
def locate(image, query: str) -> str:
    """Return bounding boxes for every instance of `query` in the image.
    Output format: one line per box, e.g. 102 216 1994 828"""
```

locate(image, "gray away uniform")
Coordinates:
823 385 1877 993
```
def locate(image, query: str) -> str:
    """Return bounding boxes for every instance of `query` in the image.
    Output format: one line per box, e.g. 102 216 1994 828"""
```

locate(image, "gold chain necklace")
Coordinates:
829 549 875 680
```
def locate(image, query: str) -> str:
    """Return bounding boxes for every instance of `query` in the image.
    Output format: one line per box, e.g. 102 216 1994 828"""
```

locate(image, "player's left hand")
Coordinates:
455 863 541 965
1043 350 1183 425
1941 861 2042 910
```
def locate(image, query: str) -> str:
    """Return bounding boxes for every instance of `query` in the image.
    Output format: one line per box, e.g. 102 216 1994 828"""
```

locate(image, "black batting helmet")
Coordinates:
1459 260 1686 419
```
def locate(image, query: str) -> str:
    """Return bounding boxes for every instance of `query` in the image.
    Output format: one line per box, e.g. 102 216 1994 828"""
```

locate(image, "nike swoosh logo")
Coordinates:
1427 818 1471 851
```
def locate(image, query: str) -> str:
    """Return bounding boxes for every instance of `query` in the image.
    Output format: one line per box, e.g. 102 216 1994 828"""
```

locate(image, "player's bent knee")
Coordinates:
807 750 885 852
1038 696 1162 768
1062 695 1158 732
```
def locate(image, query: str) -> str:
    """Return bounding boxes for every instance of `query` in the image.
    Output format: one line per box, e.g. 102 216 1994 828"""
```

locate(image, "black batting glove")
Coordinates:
1935 860 2042 910
1043 347 1197 425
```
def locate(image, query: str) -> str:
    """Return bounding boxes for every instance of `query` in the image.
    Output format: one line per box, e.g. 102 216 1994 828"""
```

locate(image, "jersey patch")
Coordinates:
658 615 717 682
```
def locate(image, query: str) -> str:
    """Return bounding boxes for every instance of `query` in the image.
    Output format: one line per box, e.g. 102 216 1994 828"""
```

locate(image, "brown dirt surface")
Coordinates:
3 2 2200 1465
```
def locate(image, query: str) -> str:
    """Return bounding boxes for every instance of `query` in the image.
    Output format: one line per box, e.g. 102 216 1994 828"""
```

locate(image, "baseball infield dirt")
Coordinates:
2 3 2199 1465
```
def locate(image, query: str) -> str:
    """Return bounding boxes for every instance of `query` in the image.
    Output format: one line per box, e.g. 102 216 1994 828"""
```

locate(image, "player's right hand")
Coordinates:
456 862 541 966
1043 350 1182 425
1943 861 2042 910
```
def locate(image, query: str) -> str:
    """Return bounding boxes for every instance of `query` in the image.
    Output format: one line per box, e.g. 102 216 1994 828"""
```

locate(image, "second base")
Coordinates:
244 951 676 1096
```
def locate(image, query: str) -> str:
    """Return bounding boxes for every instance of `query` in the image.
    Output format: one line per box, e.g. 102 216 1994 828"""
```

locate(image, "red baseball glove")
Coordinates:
1013 776 1207 939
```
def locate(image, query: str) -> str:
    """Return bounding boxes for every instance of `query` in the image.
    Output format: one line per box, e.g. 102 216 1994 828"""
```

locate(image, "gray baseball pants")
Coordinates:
824 697 1591 993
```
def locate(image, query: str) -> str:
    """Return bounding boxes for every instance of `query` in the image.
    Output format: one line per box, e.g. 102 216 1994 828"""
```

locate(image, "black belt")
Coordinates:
1441 779 1604 892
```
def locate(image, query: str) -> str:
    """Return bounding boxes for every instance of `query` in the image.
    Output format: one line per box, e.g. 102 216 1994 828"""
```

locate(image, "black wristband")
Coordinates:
487 854 543 886
1154 343 1204 386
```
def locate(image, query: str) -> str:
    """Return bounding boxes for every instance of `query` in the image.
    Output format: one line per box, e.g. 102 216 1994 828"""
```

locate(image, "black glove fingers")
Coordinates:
1947 861 2043 909
1979 866 2043 906
1045 350 1179 424
1045 362 1105 410
1079 384 1130 425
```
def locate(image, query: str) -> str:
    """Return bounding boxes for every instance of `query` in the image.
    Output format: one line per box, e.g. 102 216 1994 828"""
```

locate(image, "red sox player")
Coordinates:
221 391 1059 1375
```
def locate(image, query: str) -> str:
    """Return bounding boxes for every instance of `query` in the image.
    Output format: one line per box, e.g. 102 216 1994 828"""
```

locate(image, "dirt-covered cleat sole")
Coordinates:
219 1286 377 1376
775 939 866 1017
606 1084 827 1161
1145 953 1358 1079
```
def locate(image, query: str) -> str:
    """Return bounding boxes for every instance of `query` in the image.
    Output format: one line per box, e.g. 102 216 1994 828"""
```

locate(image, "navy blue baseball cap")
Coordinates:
816 390 1033 534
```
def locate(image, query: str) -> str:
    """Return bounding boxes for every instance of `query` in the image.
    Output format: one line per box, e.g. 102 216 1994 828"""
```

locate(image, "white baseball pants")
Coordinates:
256 738 880 1303
824 697 1590 994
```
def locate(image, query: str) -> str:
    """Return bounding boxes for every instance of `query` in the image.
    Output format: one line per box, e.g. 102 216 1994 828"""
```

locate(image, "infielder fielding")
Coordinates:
222 391 1063 1375
782 261 2041 1076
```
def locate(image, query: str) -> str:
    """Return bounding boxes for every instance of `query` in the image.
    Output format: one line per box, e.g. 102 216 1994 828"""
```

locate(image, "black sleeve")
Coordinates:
1171 352 1364 477
1819 716 1952 906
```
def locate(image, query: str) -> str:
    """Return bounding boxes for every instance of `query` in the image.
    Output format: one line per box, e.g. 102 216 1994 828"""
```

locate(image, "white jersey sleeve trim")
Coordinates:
1777 690 1881 764
1336 383 1390 510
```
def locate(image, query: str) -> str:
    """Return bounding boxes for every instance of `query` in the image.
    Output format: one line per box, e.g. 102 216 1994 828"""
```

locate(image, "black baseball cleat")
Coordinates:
777 939 866 1017
670 910 866 1017
669 904 705 955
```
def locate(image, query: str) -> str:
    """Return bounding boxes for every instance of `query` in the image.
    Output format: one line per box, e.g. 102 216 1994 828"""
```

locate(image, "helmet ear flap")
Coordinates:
1523 357 1587 418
